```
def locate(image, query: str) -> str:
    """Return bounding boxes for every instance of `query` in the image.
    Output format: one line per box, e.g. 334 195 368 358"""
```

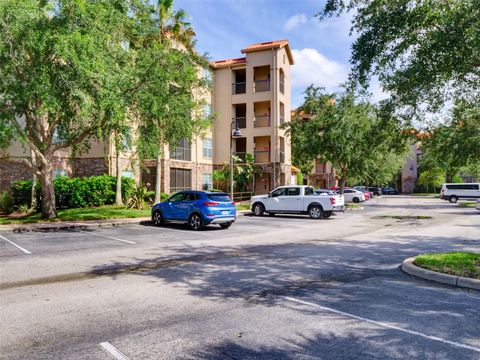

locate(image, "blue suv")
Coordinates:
151 191 237 230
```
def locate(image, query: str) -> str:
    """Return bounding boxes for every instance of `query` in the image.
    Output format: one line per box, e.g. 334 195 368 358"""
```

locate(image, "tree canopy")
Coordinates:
285 86 408 192
319 0 480 111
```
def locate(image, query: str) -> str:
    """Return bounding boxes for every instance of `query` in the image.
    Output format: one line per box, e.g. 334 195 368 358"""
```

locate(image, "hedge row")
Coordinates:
12 175 136 209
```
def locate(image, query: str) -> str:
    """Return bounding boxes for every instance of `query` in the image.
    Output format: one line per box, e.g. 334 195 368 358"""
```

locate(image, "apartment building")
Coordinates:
0 40 293 197
210 40 294 194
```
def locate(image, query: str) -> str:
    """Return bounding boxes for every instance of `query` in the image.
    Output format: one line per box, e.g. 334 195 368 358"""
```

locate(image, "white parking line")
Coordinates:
130 224 212 237
0 234 32 254
78 230 136 244
284 297 480 354
99 342 130 360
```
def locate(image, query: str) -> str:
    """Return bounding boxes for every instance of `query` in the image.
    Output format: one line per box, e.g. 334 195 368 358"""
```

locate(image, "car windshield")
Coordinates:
207 194 231 202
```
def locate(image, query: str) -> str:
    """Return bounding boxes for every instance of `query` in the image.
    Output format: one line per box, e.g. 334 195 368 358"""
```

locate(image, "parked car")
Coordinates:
440 183 480 203
382 187 399 195
151 191 236 230
251 185 344 219
368 187 383 196
342 188 366 203
354 186 373 199
315 188 336 195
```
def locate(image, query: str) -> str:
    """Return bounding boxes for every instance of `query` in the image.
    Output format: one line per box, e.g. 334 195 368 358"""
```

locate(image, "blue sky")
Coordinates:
175 0 383 108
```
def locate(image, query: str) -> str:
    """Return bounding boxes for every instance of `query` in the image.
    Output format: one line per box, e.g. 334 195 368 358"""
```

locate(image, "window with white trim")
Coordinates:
203 138 213 159
203 173 213 190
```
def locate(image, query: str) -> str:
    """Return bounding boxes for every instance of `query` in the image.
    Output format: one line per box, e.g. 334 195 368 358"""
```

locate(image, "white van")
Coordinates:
440 183 480 203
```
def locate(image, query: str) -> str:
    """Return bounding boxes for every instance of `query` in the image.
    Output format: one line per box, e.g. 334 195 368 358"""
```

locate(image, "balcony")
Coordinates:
233 116 246 129
280 115 285 125
254 150 270 163
254 80 270 92
280 151 285 163
254 115 270 127
170 147 191 161
280 80 285 94
232 82 246 94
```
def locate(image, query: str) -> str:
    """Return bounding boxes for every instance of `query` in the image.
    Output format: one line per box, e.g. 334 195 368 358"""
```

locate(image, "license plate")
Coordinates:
221 210 229 215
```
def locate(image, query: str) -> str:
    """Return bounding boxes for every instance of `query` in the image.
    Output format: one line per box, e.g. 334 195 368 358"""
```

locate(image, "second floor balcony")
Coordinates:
232 116 246 129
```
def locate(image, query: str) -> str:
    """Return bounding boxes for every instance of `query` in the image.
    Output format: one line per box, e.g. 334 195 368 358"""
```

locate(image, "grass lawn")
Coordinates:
458 201 476 208
414 252 480 279
346 203 362 209
236 204 251 211
411 193 439 197
0 205 150 225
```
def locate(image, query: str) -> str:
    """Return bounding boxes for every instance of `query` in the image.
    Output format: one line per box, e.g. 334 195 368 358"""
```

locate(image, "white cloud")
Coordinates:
284 13 308 32
291 48 348 89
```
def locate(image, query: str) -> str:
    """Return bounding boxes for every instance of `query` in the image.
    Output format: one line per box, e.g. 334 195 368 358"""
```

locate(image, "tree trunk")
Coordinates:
38 160 57 219
339 176 346 194
30 150 38 210
115 149 123 206
154 152 162 204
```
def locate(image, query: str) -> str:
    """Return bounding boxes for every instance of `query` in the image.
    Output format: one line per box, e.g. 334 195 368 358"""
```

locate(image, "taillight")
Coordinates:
203 201 219 206
231 202 236 205
330 197 336 205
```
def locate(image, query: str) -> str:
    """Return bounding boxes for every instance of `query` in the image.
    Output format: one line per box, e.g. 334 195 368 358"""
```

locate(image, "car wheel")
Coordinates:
323 211 333 219
153 210 164 226
189 213 203 231
309 205 323 219
353 197 360 203
268 212 275 216
449 196 458 203
220 222 232 229
252 203 265 216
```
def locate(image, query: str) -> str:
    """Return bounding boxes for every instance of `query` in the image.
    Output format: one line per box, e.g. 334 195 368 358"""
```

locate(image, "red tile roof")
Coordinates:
242 39 294 64
210 57 247 68
241 39 289 52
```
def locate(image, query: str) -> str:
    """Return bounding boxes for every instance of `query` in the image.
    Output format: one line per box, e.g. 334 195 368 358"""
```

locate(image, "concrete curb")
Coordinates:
401 256 480 291
0 210 251 233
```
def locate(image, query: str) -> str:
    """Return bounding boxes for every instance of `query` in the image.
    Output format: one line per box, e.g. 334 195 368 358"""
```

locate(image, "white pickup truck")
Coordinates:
251 185 345 219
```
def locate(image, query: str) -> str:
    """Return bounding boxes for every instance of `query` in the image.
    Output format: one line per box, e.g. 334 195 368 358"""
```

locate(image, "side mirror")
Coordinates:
268 193 272 198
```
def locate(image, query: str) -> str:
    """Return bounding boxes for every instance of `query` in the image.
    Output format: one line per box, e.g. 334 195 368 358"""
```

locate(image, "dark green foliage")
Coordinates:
0 191 13 214
11 176 136 209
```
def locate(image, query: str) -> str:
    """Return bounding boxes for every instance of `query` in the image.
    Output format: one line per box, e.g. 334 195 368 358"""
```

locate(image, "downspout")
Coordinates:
272 48 277 189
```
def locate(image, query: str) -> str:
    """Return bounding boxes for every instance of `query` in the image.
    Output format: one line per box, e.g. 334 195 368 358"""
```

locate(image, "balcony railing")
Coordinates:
254 150 270 163
232 116 246 129
280 115 285 125
233 152 247 162
254 115 270 127
254 79 270 92
280 151 285 163
170 147 191 161
232 82 246 94
280 81 285 94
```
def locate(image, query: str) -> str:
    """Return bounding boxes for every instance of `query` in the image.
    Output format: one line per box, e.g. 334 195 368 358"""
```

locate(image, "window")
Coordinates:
271 188 285 197
184 192 199 201
203 173 213 190
203 104 212 118
203 138 213 159
170 139 191 161
170 168 191 192
305 187 314 196
52 128 64 145
122 170 133 178
207 194 231 202
121 129 132 151
446 184 479 190
285 187 300 196
169 192 184 202
53 169 67 178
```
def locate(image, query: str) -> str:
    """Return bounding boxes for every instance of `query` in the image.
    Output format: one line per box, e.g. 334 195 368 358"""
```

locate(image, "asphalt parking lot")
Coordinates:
1 196 479 359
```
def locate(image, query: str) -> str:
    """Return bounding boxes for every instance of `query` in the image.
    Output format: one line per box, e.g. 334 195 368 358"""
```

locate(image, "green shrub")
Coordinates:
11 175 138 209
296 172 304 185
0 191 13 214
